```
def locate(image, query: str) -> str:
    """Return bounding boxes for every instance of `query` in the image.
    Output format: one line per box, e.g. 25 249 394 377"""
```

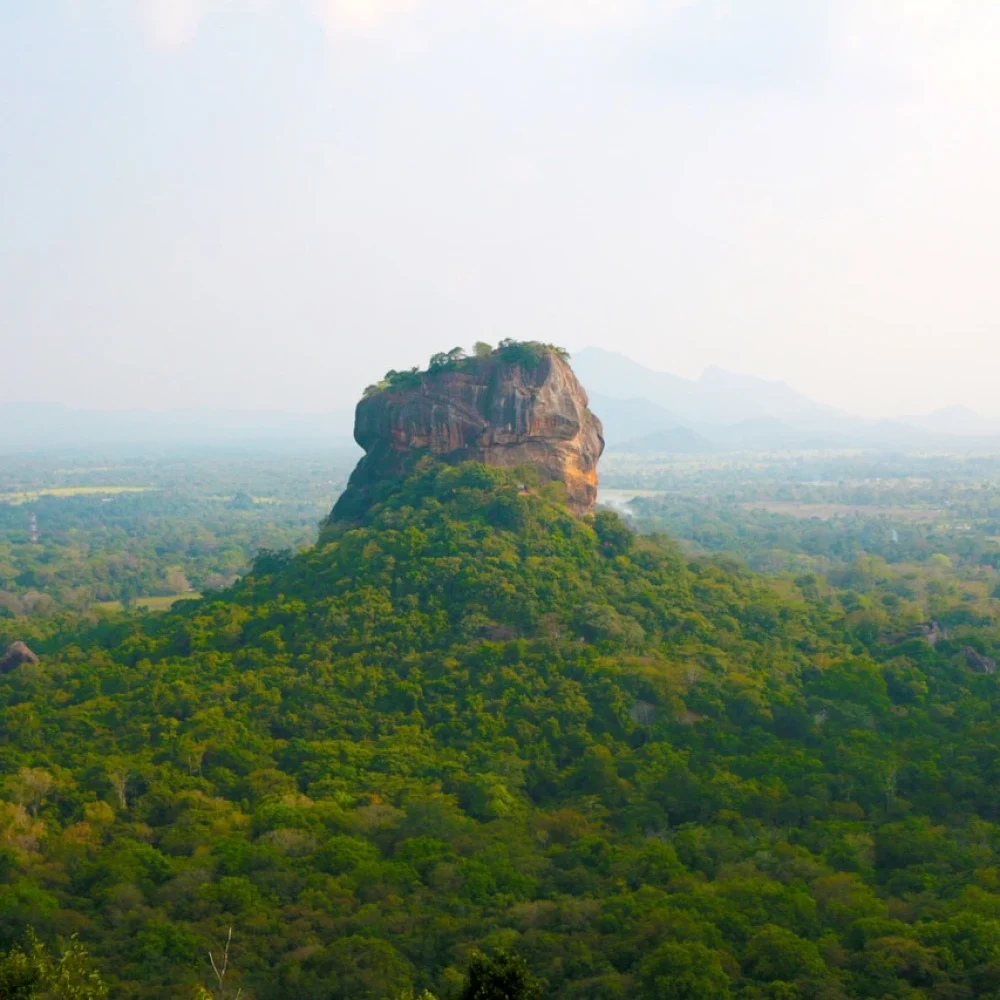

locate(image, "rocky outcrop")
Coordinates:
913 621 944 646
331 347 604 521
963 646 997 675
0 641 39 673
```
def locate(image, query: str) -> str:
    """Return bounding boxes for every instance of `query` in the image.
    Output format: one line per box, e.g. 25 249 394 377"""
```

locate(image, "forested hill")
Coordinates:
5 462 1000 998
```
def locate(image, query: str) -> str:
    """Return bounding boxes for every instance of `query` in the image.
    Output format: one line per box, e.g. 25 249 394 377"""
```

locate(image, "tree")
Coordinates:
165 566 193 594
743 925 826 982
0 931 107 1000
637 942 731 1000
6 768 54 817
593 509 634 556
429 348 465 371
195 927 242 1000
119 579 141 609
459 950 542 1000
106 761 130 810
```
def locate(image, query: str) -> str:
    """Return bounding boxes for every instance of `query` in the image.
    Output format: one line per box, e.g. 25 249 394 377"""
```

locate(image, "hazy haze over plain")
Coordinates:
3 1 1000 418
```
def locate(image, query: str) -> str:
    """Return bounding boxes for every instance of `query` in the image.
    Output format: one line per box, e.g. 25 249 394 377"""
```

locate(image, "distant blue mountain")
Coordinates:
8 351 1000 458
575 347 844 427
587 393 682 446
575 347 1000 453
614 427 717 455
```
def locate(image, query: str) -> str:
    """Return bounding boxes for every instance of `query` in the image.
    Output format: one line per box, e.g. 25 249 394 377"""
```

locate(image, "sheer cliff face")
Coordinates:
331 352 604 521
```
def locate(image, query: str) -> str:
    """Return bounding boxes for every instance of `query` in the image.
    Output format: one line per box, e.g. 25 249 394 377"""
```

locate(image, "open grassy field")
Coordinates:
0 486 153 505
94 592 202 613
742 501 942 521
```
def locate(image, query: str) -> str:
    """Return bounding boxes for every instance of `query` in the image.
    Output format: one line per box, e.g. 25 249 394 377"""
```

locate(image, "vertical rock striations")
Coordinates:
330 345 604 521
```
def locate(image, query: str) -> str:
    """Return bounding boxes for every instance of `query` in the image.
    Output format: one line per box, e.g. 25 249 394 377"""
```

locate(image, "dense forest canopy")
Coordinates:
0 449 357 619
6 458 1000 997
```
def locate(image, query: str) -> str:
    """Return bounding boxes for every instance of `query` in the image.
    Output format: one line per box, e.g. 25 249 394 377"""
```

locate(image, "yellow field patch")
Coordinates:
742 501 940 521
94 592 202 613
0 486 153 505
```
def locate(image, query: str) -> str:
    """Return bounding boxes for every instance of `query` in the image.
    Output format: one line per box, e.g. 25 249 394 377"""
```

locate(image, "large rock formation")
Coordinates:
0 641 39 673
331 346 604 521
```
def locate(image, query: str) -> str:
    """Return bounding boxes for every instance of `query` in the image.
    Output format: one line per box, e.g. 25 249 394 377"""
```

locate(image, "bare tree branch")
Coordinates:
206 927 240 1000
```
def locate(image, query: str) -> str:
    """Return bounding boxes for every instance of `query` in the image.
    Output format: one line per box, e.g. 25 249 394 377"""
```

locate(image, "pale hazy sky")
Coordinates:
3 1 1000 417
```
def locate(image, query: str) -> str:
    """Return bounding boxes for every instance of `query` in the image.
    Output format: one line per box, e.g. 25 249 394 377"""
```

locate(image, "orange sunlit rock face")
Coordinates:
331 351 604 521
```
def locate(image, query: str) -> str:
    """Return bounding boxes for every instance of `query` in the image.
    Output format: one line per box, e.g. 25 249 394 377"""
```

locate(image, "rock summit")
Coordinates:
331 343 604 521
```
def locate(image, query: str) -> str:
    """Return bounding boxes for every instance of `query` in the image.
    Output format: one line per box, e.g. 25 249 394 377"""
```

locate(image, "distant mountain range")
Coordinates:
5 350 1000 456
574 347 1000 454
